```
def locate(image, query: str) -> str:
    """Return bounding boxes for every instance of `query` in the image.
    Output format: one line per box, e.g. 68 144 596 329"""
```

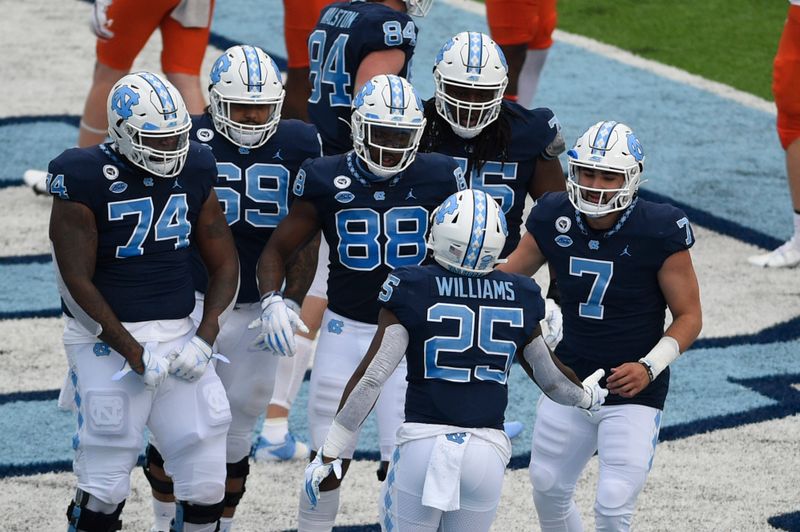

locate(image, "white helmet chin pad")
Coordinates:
107 72 191 178
434 32 508 138
566 121 645 217
209 45 285 149
351 75 426 180
428 189 508 277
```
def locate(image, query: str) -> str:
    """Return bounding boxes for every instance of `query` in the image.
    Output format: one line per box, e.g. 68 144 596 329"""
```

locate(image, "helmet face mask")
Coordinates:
434 32 508 139
566 121 645 218
428 189 508 277
209 45 285 149
108 72 191 178
351 75 426 180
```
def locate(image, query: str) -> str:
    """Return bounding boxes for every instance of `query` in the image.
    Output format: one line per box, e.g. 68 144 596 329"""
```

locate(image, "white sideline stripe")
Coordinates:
438 0 777 115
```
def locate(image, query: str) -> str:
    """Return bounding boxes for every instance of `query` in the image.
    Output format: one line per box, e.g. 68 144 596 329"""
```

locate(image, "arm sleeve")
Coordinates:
523 335 587 407
324 324 410 457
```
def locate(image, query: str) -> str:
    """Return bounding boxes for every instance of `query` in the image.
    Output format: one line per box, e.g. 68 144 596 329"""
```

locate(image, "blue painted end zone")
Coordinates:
0 261 59 313
0 116 79 184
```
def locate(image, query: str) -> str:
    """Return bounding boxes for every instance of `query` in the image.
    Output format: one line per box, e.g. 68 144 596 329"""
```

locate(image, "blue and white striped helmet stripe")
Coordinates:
388 75 405 115
243 45 262 93
462 190 488 270
590 120 618 155
138 72 178 120
466 32 483 74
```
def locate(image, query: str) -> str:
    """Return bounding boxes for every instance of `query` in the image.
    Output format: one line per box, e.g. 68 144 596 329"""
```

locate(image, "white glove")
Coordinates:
90 0 115 39
248 292 309 356
541 298 563 350
167 336 213 382
304 450 343 509
577 369 608 413
112 349 169 391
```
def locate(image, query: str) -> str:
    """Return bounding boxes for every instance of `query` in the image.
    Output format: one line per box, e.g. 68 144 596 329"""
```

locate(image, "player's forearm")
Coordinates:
523 336 586 406
256 243 290 296
62 276 144 365
197 258 240 345
664 312 702 353
283 232 321 304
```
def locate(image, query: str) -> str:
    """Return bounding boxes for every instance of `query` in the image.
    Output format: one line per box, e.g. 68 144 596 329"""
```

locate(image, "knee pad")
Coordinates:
595 476 640 516
529 460 557 494
171 500 225 531
223 456 250 509
67 490 125 532
143 444 174 495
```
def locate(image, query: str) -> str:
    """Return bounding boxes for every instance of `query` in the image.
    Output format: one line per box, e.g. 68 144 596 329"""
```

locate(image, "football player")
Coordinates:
501 122 703 531
50 71 239 532
485 0 557 107
748 0 800 268
140 45 323 532
308 0 432 156
304 189 607 531
421 31 566 350
252 75 466 530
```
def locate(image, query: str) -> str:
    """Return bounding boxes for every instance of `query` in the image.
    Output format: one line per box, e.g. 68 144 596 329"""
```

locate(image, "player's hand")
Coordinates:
304 451 343 509
166 336 214 382
112 349 169 391
577 369 608 413
607 362 651 398
248 292 308 356
541 298 563 350
90 0 115 39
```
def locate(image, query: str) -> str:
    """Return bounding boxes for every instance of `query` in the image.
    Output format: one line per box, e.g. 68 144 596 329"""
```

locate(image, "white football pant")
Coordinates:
530 395 662 531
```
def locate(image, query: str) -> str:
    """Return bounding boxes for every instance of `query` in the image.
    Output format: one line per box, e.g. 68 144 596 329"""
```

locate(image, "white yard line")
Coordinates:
439 0 776 115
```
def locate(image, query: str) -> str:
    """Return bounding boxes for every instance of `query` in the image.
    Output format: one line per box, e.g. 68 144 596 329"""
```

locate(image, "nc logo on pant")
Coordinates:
446 432 467 444
327 319 344 335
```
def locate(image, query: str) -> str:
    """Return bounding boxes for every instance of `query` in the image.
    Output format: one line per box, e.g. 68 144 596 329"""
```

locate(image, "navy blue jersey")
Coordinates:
422 101 560 257
48 142 217 322
525 192 695 409
189 114 322 303
308 1 416 154
380 264 544 429
295 151 466 323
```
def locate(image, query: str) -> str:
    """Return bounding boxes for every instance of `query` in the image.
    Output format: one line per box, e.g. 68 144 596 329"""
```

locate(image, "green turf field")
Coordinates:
483 0 789 101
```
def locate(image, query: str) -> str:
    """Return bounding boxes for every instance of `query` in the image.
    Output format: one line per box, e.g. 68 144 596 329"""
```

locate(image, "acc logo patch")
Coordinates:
334 175 351 189
109 181 128 194
196 128 214 142
555 235 573 248
335 191 355 204
103 165 119 180
555 216 571 233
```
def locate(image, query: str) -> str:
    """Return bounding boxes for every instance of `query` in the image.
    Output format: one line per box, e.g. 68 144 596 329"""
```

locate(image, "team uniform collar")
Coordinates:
574 196 639 239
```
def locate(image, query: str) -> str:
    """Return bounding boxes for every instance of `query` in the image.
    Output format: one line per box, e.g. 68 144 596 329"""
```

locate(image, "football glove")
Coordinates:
541 298 563 350
304 450 343 509
248 292 308 356
90 0 115 39
167 336 214 382
112 348 169 391
577 369 608 413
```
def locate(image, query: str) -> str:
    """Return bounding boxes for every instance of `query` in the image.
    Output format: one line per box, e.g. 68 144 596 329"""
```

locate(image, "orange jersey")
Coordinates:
774 4 800 148
486 0 557 50
96 0 214 75
284 0 336 68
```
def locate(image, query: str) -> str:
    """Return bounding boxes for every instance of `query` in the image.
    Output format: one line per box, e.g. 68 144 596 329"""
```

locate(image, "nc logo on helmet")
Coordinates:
353 80 375 109
627 133 644 162
210 53 232 84
111 86 140 120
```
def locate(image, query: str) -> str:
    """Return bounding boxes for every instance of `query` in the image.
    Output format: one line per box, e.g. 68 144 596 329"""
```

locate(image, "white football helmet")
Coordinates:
351 75 426 180
209 45 285 149
404 0 433 16
434 32 508 139
108 72 191 178
566 121 646 217
428 189 508 277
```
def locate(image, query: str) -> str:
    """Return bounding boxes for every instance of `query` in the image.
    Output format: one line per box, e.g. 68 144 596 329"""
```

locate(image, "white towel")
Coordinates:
170 0 212 28
421 432 471 512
